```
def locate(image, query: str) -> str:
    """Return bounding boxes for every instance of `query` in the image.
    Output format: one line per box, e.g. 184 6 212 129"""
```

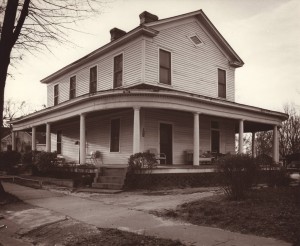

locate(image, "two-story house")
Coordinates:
11 10 288 167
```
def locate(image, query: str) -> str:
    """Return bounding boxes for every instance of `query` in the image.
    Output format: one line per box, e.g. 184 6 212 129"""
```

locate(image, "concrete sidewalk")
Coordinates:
2 182 290 246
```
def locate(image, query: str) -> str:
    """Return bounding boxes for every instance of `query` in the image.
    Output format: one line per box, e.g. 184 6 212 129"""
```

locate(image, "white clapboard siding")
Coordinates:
49 110 133 164
46 39 143 107
145 18 235 101
143 109 235 165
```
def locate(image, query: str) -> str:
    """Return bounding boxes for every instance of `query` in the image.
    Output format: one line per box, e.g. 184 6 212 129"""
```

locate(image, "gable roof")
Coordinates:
144 9 244 67
41 9 243 84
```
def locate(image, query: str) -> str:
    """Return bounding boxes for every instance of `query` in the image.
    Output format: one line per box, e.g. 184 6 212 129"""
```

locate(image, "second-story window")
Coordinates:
54 84 59 106
90 66 97 93
113 54 123 88
69 75 76 99
218 69 226 98
159 49 171 85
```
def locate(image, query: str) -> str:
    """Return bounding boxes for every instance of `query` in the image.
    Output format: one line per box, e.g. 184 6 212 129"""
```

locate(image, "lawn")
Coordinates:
156 186 300 245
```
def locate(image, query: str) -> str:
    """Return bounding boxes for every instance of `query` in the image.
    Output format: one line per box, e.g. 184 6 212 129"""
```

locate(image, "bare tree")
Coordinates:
0 0 105 194
254 104 300 160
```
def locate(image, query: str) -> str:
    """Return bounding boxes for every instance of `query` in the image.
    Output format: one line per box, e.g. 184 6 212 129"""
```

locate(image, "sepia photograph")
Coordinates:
0 0 299 245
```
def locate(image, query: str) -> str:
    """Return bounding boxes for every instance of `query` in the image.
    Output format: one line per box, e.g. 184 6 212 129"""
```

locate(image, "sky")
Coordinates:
4 0 300 113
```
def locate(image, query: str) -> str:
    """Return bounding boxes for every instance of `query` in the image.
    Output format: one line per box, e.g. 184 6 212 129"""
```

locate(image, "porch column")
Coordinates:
12 131 16 151
80 113 86 164
32 126 36 151
273 125 279 163
193 113 199 166
46 123 51 152
251 132 256 158
239 119 244 154
133 107 141 153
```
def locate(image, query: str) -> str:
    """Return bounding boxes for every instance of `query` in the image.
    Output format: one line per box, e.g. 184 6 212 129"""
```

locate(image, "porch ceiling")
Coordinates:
235 121 274 133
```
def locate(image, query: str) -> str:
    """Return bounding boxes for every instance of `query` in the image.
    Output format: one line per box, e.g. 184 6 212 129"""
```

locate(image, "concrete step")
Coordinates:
92 182 123 190
98 176 125 184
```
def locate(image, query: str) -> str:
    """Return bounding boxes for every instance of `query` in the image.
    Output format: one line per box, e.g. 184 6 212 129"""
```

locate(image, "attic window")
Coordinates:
189 35 202 46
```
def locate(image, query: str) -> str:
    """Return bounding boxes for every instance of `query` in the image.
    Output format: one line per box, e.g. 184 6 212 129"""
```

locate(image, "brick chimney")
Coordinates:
110 28 126 41
139 11 158 25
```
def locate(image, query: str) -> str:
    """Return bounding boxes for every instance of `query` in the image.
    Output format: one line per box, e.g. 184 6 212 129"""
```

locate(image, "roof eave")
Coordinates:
40 27 158 84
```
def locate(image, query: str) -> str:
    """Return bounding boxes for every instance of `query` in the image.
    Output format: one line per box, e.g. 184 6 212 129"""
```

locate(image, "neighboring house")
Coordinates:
10 10 288 166
1 129 31 152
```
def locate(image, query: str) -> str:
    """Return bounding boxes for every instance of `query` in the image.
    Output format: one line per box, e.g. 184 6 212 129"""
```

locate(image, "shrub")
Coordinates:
126 152 158 189
34 151 57 174
217 154 258 200
264 164 291 187
0 151 22 174
128 152 158 174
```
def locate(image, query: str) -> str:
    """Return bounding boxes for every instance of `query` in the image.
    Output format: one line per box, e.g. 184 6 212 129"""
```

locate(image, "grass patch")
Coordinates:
156 186 300 244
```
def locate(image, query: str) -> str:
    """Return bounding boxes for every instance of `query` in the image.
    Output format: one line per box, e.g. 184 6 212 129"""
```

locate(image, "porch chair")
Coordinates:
148 148 166 165
86 151 102 165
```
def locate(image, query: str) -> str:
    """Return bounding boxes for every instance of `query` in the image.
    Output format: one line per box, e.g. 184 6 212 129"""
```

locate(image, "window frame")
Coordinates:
159 48 172 85
69 75 76 99
54 84 59 106
110 118 120 152
218 68 226 98
113 53 123 89
89 65 98 93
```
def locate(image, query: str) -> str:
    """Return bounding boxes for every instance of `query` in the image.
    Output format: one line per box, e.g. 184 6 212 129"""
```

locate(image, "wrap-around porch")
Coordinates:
10 90 286 167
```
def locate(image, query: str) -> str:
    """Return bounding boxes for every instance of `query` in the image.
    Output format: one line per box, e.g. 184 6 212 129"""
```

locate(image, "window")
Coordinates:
57 130 62 154
110 119 120 152
90 66 97 93
69 76 76 99
211 130 220 154
54 84 59 106
159 49 171 85
113 54 123 88
189 35 202 46
211 121 220 154
218 69 226 98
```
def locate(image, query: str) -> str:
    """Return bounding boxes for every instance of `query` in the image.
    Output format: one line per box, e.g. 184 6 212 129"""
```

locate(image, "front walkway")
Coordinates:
2 182 290 246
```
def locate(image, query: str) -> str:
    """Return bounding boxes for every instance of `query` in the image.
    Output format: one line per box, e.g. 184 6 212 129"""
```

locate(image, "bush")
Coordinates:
264 163 291 187
126 152 158 189
128 152 158 174
0 151 22 174
34 151 57 174
217 154 258 200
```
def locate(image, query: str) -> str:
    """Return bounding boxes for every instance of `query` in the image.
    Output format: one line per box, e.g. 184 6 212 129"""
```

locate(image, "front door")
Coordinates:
160 123 173 165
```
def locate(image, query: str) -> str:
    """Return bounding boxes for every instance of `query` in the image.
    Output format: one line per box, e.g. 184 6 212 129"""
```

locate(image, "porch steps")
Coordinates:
92 166 127 191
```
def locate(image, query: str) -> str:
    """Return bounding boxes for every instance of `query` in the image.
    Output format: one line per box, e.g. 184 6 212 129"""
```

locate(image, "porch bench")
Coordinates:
148 148 167 165
185 150 214 165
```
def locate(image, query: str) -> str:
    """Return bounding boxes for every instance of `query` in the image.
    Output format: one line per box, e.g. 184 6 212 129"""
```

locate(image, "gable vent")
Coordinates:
190 35 202 45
